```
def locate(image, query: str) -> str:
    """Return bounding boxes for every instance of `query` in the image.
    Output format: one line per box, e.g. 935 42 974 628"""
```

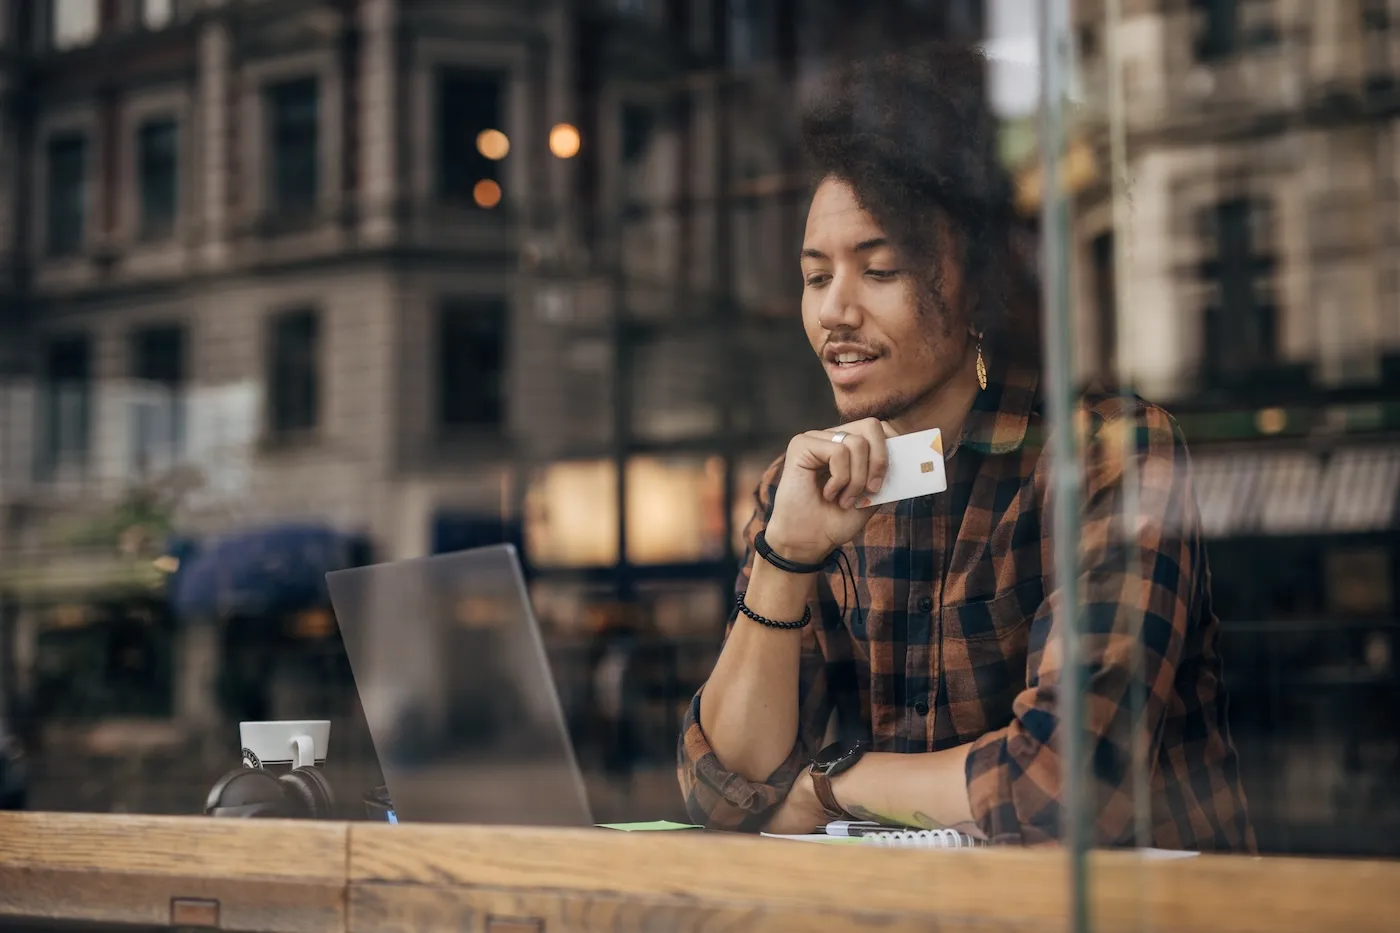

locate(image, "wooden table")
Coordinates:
3 811 1399 933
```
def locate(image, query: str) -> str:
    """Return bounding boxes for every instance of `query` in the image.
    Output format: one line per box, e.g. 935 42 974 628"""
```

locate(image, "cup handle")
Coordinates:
292 734 315 769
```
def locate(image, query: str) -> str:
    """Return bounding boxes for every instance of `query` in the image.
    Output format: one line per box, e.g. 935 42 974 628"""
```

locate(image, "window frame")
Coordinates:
44 131 89 258
265 306 323 439
135 116 180 241
128 322 190 476
36 331 94 481
411 37 528 213
435 295 510 433
239 51 342 228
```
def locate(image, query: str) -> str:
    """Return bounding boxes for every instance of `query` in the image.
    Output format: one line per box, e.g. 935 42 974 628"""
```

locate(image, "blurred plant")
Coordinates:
49 465 207 556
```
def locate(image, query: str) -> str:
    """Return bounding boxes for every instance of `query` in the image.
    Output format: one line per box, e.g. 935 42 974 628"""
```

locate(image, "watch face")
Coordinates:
813 739 866 775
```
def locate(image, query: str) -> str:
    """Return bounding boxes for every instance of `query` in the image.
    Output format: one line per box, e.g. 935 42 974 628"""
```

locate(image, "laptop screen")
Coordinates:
327 544 593 826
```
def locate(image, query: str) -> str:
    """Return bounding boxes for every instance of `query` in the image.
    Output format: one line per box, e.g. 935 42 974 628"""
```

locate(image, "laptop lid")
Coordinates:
326 544 593 826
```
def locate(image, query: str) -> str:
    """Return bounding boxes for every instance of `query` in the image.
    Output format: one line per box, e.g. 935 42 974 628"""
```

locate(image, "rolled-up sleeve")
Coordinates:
677 458 834 831
964 402 1199 846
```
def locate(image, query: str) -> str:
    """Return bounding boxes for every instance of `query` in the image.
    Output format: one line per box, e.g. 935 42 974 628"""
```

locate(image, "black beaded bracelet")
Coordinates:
754 530 830 576
736 591 811 630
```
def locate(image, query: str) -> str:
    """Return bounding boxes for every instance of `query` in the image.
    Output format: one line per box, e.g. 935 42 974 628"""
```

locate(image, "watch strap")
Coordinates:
810 767 849 820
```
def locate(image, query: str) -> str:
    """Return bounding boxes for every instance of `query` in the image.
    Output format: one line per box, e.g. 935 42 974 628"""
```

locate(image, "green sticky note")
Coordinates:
596 820 705 832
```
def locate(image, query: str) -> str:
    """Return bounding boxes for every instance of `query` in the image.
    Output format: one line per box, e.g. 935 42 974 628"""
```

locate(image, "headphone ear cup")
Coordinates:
205 768 288 818
279 766 335 819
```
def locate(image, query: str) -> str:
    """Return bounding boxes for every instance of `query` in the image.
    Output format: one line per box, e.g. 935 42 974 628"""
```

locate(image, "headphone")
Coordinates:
204 763 336 819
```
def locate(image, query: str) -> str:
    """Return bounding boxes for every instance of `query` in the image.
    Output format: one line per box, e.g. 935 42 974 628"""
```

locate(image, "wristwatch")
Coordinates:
808 739 866 820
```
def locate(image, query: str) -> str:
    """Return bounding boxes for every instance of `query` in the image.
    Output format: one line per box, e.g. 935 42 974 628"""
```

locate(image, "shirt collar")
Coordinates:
957 355 1041 456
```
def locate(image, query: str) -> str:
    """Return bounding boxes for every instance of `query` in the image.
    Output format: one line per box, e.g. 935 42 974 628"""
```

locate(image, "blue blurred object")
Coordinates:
170 524 368 621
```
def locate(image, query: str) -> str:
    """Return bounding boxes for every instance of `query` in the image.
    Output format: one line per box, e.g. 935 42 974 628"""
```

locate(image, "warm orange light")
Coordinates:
1255 407 1287 435
549 123 581 159
476 128 510 160
473 179 502 209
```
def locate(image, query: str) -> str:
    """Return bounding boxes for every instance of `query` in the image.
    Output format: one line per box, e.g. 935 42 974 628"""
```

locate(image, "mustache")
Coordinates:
821 333 886 355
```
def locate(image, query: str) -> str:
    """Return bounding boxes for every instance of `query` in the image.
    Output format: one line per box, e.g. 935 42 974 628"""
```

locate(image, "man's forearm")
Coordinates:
698 559 815 783
830 746 984 837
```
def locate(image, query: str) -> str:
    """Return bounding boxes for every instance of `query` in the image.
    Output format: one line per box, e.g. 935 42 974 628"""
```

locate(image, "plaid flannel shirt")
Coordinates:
678 359 1256 850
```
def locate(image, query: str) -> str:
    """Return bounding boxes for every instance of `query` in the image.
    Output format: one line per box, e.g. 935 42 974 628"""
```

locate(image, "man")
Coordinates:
677 45 1255 850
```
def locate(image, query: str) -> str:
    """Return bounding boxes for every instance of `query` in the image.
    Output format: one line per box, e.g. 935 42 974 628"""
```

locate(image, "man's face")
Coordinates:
800 177 971 424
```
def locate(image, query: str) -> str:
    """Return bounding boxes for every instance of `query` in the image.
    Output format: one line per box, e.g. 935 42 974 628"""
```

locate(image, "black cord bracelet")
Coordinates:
754 530 830 575
736 591 811 630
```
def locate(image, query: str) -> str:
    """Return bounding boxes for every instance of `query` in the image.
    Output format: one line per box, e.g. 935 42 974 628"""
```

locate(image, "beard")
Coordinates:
834 380 939 424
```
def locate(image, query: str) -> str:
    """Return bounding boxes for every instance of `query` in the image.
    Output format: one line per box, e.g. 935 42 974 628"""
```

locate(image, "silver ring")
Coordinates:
830 431 848 445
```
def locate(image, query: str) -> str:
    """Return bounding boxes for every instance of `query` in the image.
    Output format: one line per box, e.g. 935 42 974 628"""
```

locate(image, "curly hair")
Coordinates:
800 43 1039 364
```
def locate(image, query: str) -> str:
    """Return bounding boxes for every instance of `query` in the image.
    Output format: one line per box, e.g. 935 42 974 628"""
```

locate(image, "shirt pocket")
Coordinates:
939 577 1044 739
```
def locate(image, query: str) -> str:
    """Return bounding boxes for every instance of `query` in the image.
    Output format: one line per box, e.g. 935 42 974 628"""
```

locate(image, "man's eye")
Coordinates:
805 273 831 287
866 269 900 280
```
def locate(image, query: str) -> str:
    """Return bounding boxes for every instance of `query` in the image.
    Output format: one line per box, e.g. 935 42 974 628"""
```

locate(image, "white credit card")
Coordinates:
866 428 948 507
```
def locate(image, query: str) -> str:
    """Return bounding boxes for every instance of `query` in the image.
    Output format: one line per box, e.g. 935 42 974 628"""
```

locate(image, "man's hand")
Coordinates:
765 418 898 565
764 769 829 836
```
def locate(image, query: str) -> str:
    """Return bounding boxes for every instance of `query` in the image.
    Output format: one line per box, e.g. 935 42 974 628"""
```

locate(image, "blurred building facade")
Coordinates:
0 0 981 608
0 0 984 818
1067 0 1400 854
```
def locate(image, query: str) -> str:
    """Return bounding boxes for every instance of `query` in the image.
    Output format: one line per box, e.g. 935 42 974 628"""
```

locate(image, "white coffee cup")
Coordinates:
240 720 330 770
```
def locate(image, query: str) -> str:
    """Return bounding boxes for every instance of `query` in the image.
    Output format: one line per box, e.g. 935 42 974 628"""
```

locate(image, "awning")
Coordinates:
1191 446 1400 538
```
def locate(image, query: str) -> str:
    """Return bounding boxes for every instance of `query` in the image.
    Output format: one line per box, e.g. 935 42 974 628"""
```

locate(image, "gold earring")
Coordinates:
975 339 988 390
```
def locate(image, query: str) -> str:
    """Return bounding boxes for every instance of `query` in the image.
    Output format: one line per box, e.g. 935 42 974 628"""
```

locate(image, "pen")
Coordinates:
822 820 906 838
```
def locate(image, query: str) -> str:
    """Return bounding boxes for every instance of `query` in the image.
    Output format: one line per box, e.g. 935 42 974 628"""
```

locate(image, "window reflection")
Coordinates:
524 461 620 569
0 0 1398 883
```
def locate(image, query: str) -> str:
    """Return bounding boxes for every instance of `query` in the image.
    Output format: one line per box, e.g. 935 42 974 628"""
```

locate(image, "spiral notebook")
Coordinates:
762 822 985 848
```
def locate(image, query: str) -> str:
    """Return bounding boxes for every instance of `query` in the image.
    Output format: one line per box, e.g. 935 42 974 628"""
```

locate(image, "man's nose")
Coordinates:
817 272 863 330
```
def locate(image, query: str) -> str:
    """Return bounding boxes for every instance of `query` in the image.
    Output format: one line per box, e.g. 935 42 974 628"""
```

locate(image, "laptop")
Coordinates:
326 544 594 826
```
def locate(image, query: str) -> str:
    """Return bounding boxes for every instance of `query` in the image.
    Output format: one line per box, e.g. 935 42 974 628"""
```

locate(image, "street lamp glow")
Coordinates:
476 129 510 160
473 179 502 209
549 123 581 159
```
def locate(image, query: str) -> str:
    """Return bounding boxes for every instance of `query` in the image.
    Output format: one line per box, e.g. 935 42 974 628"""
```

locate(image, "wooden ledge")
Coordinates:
2 812 1400 933
0 812 348 933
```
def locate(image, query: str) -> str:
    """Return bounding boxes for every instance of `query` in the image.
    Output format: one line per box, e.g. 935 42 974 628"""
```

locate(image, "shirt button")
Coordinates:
914 700 930 716
917 596 933 613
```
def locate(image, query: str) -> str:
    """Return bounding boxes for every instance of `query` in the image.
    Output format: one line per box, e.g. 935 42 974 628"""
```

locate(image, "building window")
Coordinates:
52 0 99 50
268 309 321 436
437 297 507 430
46 133 87 256
1363 0 1395 87
1192 0 1277 61
728 0 775 68
130 324 187 476
142 0 173 29
138 118 178 240
619 102 656 207
1200 198 1278 384
266 77 319 217
436 69 505 206
37 335 92 480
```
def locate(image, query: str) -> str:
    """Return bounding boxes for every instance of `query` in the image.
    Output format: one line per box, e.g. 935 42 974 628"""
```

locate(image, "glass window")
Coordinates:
51 0 98 50
266 77 319 216
142 0 173 30
129 324 187 478
46 133 86 256
267 308 320 435
524 460 620 568
437 69 505 205
137 118 178 240
37 334 92 480
437 297 508 431
624 456 726 565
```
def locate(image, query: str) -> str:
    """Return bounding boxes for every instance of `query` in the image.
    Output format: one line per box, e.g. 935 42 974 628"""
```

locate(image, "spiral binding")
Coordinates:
863 828 983 849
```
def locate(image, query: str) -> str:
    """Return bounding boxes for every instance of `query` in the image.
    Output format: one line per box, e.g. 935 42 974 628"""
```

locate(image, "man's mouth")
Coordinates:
823 347 882 386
